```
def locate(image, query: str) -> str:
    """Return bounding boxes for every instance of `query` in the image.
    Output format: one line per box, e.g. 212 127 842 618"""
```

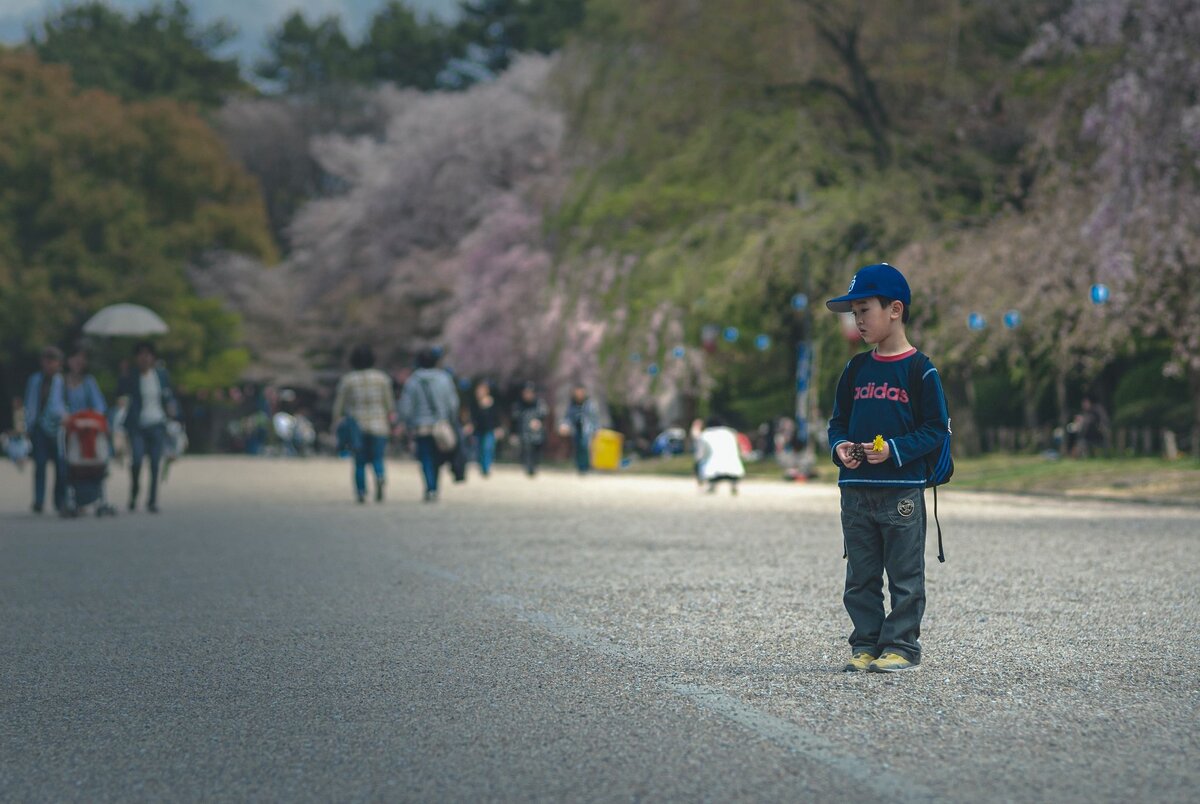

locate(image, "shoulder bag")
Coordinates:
419 378 458 454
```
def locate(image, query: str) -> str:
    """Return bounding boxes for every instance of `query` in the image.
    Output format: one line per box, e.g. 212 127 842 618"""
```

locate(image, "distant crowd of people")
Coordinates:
330 345 603 503
5 338 760 513
8 341 180 516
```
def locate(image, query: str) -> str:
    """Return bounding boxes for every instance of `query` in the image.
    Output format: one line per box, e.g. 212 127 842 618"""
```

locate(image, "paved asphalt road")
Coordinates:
2 456 1197 802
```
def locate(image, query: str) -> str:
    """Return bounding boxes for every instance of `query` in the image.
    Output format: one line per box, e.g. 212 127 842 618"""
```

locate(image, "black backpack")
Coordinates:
844 350 952 562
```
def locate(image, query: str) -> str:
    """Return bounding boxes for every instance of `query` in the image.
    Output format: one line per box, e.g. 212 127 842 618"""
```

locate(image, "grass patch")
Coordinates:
947 454 1200 500
620 453 1200 502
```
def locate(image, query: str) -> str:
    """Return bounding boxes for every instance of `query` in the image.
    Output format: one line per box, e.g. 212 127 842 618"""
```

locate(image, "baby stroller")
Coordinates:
61 410 117 517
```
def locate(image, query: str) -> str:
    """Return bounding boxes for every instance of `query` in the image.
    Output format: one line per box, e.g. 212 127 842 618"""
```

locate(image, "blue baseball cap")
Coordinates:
825 263 911 313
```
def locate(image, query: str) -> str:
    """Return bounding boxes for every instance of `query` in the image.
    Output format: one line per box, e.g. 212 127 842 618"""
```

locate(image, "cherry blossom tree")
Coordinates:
441 194 555 382
1025 0 1200 440
907 0 1199 442
206 56 566 375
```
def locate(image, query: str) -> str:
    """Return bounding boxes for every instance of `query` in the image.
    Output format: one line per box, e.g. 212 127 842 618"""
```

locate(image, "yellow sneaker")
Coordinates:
842 651 877 672
868 652 920 673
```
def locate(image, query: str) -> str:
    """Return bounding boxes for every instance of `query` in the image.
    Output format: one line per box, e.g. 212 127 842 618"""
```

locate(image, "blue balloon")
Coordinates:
672 346 686 359
968 312 986 331
723 326 740 343
647 363 660 376
1090 283 1110 304
754 334 772 351
1003 310 1022 329
791 293 809 311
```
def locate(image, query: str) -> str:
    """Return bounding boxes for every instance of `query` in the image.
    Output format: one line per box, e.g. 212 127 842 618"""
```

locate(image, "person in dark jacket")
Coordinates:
826 263 951 674
511 382 548 477
118 341 176 513
559 384 600 474
466 379 501 478
23 345 67 513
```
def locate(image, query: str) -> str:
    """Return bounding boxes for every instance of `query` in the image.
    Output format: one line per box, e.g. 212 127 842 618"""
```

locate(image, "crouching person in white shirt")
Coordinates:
697 417 745 496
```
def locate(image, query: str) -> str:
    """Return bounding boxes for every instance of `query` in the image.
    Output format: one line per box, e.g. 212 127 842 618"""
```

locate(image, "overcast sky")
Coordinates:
0 0 460 64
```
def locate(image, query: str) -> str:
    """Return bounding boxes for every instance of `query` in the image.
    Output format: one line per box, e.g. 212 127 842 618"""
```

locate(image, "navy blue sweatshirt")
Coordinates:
827 347 950 487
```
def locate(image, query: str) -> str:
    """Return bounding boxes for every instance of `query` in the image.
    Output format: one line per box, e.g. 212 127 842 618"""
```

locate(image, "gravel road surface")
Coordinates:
2 457 1196 802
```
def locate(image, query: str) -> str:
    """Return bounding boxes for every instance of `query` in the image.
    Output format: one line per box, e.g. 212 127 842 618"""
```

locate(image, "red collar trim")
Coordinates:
872 347 917 363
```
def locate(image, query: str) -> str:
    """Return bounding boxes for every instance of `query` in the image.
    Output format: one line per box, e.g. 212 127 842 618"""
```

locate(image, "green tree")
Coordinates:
453 0 586 76
30 0 244 106
360 2 459 90
0 50 276 404
255 12 366 93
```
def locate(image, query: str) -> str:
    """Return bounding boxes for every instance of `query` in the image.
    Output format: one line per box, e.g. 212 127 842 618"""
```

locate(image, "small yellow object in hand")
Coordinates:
872 435 885 452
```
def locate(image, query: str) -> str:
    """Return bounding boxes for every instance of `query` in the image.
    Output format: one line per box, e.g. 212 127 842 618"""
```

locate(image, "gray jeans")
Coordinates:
841 485 927 662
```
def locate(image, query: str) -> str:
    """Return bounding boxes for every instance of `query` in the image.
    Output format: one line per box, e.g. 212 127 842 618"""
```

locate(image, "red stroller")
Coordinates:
61 410 117 517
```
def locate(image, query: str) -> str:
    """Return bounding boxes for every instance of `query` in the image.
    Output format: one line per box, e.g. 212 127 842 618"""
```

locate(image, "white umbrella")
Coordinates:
82 303 169 337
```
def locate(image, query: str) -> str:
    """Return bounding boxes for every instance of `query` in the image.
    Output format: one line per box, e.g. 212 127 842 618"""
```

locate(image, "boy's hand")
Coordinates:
835 441 862 469
863 440 891 464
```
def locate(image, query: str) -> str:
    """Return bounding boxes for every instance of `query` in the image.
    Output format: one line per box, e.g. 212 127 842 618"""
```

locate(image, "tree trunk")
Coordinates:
1022 367 1039 431
960 365 982 455
1055 367 1069 430
1192 366 1200 461
802 4 892 168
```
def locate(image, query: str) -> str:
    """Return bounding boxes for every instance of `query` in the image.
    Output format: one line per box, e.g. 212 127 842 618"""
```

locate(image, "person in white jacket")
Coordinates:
697 417 745 496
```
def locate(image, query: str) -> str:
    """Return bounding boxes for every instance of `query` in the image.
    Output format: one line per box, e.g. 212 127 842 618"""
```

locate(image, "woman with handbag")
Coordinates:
397 348 460 502
332 345 396 504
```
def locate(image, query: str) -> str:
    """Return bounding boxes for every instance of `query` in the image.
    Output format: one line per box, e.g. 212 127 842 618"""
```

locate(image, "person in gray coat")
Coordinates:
397 348 460 502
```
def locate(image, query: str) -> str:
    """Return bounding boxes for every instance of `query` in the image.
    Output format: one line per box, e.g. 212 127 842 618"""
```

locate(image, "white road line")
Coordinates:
409 561 940 804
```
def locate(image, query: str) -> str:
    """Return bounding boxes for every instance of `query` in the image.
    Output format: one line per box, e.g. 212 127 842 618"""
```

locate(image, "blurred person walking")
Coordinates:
118 342 176 513
512 382 548 477
466 379 501 478
61 343 115 517
331 345 395 504
397 348 460 502
23 345 67 513
559 384 600 474
63 343 106 415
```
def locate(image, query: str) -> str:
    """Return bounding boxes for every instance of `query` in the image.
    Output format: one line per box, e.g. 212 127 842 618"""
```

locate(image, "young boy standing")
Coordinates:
826 263 951 673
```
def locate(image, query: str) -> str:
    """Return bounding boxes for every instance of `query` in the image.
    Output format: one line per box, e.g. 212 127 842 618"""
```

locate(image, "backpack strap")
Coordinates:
906 351 927 415
906 351 946 564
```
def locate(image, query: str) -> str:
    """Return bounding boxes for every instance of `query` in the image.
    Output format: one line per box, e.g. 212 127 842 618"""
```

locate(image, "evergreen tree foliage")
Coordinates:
255 12 366 93
29 0 244 106
454 0 587 76
362 2 459 90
